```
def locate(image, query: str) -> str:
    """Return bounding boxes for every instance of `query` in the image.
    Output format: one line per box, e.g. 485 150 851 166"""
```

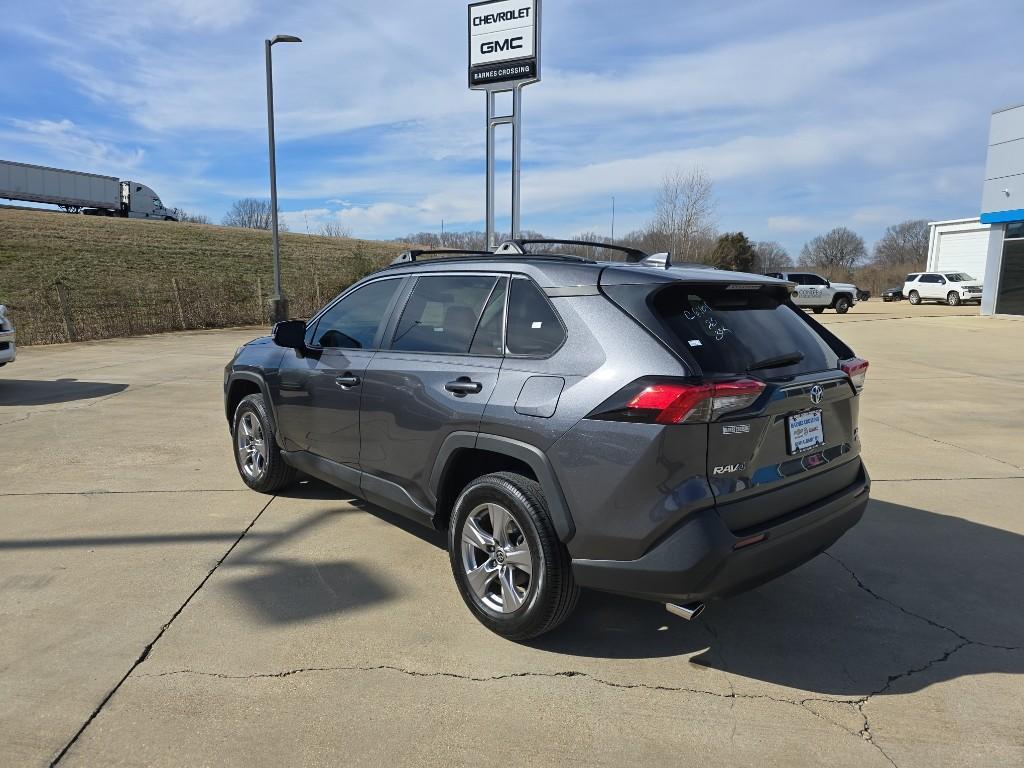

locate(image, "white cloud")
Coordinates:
0 118 145 173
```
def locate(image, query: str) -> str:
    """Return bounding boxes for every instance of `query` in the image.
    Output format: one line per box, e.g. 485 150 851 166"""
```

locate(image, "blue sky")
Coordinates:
3 0 1022 255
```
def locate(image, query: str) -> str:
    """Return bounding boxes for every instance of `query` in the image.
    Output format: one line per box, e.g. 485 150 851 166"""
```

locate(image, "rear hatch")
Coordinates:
601 274 865 533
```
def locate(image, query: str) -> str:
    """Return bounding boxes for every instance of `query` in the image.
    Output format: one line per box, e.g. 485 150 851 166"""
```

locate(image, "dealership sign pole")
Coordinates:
468 0 540 249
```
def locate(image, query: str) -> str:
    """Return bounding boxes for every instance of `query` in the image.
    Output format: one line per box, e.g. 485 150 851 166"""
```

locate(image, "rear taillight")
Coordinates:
592 378 766 424
840 357 869 392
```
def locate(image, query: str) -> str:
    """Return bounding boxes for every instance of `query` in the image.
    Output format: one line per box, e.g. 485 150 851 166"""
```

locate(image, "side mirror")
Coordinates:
826 280 832 288
272 319 306 349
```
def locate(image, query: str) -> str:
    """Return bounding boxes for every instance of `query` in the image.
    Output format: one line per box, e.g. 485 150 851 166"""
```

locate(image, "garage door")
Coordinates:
936 229 990 282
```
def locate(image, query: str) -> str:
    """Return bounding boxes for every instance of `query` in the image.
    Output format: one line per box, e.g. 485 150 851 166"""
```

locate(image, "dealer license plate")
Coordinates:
788 410 824 454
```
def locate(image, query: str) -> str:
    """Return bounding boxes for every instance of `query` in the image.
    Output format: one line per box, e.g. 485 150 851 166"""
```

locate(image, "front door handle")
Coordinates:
445 377 483 396
335 374 361 389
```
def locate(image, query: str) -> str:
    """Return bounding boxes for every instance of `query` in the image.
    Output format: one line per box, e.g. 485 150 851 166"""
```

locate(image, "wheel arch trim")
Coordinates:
226 371 279 440
430 432 577 543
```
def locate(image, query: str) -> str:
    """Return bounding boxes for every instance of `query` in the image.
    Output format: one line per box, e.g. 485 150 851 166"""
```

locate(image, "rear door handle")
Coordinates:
445 378 483 396
335 374 361 388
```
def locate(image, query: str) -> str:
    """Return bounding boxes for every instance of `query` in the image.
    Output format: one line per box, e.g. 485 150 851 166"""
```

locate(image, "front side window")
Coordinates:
805 274 829 286
506 277 565 356
944 273 973 282
392 274 498 354
310 278 402 349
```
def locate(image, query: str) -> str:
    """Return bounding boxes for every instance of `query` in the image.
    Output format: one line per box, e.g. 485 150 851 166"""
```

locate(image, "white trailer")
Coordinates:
0 160 176 220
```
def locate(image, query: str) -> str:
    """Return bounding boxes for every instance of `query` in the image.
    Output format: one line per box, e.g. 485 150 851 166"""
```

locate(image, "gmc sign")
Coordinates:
468 0 539 89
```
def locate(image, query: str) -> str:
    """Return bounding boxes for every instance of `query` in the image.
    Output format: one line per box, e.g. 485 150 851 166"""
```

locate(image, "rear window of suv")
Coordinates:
648 284 840 376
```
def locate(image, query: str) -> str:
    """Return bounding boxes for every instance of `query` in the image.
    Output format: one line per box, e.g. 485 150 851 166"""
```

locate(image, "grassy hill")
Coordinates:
0 209 403 345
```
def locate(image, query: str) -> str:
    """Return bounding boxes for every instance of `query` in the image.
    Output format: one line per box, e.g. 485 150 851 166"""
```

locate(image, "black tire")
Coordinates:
833 295 851 314
448 472 579 640
947 291 961 306
232 393 297 493
908 290 921 305
812 307 825 314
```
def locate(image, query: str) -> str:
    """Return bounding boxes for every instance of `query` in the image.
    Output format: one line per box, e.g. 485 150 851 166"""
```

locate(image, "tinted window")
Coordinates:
470 278 507 356
311 278 402 349
944 273 974 282
651 284 839 376
919 274 941 284
765 272 783 279
804 274 829 286
905 274 920 282
392 274 497 354
506 278 565 356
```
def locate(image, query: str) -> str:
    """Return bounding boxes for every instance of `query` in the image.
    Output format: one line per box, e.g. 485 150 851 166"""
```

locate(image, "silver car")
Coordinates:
0 305 15 367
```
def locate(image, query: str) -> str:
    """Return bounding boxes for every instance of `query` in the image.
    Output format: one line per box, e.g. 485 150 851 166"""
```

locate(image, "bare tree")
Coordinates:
222 198 287 231
799 227 867 272
648 166 717 263
319 222 352 238
170 207 211 225
872 219 929 268
753 241 793 272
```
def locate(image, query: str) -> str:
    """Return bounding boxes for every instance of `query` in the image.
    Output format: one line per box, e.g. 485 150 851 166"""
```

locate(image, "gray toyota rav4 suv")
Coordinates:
224 240 870 640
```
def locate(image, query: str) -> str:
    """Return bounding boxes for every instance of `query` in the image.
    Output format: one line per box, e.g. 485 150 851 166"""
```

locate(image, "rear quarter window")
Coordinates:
649 284 840 376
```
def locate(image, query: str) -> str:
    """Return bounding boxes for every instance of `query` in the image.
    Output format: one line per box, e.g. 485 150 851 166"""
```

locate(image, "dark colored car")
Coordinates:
882 287 902 302
856 289 871 302
224 240 871 639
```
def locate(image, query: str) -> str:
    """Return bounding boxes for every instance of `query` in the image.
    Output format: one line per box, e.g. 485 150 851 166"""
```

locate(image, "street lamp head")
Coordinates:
270 34 302 45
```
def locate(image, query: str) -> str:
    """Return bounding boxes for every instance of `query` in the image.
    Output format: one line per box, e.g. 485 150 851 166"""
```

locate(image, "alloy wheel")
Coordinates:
236 411 268 480
460 502 534 613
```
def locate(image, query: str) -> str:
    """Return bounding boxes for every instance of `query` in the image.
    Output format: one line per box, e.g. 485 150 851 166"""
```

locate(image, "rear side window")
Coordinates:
506 277 565 356
392 274 497 354
650 284 839 376
905 274 920 282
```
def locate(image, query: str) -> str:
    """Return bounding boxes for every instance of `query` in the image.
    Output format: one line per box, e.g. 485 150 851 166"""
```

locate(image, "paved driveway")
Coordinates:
1 303 1021 767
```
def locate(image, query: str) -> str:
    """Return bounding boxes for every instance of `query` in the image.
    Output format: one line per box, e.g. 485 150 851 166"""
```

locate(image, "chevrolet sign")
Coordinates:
468 0 540 89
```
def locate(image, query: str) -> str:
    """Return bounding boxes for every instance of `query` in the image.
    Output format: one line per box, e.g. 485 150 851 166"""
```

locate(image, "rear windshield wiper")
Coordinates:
747 351 805 372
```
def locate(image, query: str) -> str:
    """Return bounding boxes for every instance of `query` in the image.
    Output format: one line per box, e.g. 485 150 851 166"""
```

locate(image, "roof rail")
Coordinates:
500 238 651 263
389 248 493 266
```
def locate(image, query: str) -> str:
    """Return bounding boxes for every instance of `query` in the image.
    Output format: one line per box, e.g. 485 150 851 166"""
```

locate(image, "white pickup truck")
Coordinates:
765 271 858 314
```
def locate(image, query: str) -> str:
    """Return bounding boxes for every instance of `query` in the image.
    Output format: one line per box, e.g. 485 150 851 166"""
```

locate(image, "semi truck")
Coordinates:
0 159 176 220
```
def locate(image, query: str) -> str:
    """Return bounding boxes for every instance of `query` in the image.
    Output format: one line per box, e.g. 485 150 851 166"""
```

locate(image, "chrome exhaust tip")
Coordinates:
666 602 705 621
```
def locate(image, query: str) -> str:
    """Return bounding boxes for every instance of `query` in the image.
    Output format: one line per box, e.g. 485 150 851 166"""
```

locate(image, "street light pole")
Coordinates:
265 34 301 324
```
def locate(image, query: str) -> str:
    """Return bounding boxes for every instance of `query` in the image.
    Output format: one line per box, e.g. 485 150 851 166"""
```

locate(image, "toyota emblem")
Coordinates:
809 385 824 405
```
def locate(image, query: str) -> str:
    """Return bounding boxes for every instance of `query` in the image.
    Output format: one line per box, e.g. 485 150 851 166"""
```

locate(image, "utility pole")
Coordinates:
611 196 616 242
265 34 302 323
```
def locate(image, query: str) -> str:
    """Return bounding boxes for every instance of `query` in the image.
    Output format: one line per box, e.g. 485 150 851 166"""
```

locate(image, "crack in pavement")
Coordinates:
872 476 1024 482
861 416 1024 472
139 554 1024 768
142 660 927 766
48 495 278 767
825 553 1022 652
0 488 246 497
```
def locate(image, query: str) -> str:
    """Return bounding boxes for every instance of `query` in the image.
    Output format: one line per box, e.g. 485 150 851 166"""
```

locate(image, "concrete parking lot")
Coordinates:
1 301 1021 767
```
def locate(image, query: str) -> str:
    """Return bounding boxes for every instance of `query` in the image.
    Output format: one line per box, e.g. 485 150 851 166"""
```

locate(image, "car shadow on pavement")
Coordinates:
529 498 1024 697
0 378 128 406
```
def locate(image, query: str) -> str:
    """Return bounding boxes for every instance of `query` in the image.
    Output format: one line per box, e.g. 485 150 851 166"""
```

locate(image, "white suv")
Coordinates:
765 271 858 314
903 272 983 306
0 305 15 367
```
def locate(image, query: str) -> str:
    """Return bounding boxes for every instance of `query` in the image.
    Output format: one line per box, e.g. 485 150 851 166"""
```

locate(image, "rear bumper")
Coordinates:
572 464 869 603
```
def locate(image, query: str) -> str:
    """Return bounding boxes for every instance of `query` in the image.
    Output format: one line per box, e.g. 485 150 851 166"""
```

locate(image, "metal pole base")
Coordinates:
268 296 289 324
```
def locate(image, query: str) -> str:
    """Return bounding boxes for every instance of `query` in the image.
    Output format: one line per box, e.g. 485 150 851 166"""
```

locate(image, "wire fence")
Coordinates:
8 274 356 346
